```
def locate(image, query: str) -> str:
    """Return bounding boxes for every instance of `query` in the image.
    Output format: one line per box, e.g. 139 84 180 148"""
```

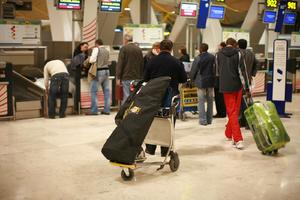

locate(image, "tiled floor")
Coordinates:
0 95 300 200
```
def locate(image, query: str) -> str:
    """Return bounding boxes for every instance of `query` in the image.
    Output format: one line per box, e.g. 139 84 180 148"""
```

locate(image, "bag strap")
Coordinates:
238 51 253 107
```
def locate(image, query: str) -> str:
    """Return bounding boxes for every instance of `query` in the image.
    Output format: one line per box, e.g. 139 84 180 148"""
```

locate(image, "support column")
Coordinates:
140 0 151 24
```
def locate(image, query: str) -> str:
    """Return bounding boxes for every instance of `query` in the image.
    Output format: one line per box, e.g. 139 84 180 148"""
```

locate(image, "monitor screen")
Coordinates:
57 0 81 10
180 3 198 18
209 5 225 20
284 12 297 25
100 0 122 12
263 10 277 23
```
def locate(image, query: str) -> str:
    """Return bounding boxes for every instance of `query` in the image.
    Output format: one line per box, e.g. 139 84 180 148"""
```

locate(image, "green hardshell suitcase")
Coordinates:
244 101 290 155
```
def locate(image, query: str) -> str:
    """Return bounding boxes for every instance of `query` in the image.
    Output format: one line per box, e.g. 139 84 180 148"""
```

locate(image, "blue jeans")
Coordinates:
49 73 69 117
90 70 110 113
197 88 214 125
121 80 132 105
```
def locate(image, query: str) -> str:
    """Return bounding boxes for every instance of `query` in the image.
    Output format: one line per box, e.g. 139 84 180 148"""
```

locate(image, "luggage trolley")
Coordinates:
178 80 198 121
110 96 180 181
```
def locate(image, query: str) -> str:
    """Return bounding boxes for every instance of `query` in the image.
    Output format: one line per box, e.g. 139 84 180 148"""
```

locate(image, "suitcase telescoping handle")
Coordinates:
238 52 254 108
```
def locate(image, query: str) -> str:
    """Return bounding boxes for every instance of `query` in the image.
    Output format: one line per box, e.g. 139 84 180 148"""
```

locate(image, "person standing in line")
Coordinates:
216 38 247 150
144 39 187 156
214 42 227 118
71 42 89 113
178 47 190 63
44 60 69 119
88 39 111 115
190 43 215 126
116 35 144 105
144 42 160 68
237 39 258 128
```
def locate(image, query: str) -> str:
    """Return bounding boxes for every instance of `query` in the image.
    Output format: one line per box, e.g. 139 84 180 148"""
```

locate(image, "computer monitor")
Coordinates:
57 0 81 10
209 5 225 20
284 12 297 25
263 10 277 23
100 0 122 13
180 2 198 18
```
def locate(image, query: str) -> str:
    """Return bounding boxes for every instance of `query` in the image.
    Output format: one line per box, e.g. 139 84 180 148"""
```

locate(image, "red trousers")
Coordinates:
223 89 243 143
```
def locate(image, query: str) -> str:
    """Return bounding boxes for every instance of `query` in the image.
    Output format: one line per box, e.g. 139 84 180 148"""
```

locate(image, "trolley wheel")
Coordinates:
273 149 278 155
121 168 134 181
169 152 180 172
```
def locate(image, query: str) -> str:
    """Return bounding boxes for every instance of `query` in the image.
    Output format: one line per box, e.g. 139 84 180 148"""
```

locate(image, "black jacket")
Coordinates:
239 49 258 84
190 52 215 89
144 51 187 94
216 47 245 93
179 54 190 62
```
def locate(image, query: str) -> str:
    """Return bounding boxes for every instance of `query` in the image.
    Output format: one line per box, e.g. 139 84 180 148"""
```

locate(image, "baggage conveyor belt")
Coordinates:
12 70 74 119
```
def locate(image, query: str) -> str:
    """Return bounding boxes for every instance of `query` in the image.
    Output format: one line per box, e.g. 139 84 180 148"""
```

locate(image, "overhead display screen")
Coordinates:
57 0 81 10
284 12 297 25
263 10 277 23
209 5 225 20
180 2 198 18
100 0 122 12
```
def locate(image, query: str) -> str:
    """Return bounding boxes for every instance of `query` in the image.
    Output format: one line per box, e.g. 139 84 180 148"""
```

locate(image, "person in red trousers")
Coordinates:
216 38 246 150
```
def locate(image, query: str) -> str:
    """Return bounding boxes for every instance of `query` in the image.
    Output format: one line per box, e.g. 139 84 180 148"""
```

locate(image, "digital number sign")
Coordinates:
263 10 277 23
180 2 198 18
100 0 122 13
209 5 225 20
287 1 297 11
284 12 297 25
265 0 278 9
57 0 81 10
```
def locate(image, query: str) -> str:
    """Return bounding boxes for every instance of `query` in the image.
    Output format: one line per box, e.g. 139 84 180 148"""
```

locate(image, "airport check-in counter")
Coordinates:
0 46 75 119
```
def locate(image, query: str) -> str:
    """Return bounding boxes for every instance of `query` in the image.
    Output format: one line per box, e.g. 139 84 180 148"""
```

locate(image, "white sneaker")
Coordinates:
234 141 244 150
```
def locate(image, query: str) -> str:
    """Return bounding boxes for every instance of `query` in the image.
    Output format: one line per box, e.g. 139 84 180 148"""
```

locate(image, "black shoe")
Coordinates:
85 112 98 115
213 114 224 118
48 116 55 119
59 115 66 118
101 111 110 115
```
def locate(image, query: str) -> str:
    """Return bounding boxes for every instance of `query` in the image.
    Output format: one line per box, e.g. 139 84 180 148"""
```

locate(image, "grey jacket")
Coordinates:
239 49 258 84
190 52 215 89
116 43 144 80
97 47 110 69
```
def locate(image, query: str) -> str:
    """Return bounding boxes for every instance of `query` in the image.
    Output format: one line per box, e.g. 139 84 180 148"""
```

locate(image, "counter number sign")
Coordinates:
287 1 297 11
266 0 278 9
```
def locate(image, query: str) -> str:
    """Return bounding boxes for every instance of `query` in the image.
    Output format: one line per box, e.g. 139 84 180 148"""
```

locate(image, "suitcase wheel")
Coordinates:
121 168 134 181
262 149 278 156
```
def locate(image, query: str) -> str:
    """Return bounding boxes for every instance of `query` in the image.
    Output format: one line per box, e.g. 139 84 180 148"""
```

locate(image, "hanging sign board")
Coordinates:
272 39 287 101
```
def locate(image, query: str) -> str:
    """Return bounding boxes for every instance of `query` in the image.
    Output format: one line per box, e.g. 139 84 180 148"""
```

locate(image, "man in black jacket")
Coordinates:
216 38 246 150
144 39 187 156
190 43 215 126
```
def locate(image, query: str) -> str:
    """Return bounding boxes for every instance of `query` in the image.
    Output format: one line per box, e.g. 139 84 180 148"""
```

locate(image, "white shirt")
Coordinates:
89 46 99 63
44 60 69 88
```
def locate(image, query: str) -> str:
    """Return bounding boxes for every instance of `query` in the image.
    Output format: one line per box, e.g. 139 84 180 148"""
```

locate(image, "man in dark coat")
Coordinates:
116 36 144 105
237 39 258 128
216 38 246 150
144 39 187 156
190 43 215 126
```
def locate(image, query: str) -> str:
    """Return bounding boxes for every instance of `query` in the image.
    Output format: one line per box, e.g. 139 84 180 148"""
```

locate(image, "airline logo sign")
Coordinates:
272 40 287 101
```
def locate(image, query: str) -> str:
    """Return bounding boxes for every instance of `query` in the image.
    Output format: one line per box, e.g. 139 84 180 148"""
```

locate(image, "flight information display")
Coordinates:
209 5 225 20
284 12 297 25
287 1 298 11
180 2 198 18
265 0 279 9
263 10 277 23
100 0 122 12
57 0 81 10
